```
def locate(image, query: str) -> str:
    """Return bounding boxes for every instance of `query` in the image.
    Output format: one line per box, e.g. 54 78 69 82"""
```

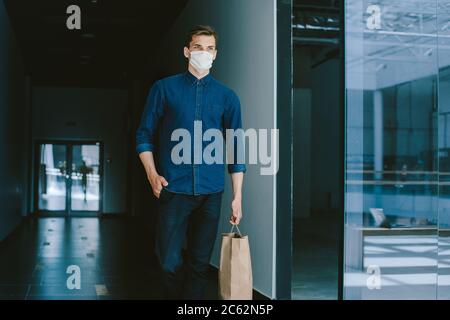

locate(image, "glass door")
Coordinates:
36 143 68 212
438 0 450 301
70 143 101 212
35 141 102 216
344 0 440 299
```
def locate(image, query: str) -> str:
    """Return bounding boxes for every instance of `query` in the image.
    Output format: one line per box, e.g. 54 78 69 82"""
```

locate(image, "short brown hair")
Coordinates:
185 25 218 48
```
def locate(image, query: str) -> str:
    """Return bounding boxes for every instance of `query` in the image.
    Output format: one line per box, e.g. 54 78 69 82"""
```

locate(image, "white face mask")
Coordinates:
189 50 214 72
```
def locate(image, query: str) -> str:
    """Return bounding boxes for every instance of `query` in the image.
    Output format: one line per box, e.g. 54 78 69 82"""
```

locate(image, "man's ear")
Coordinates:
213 50 218 60
183 47 190 59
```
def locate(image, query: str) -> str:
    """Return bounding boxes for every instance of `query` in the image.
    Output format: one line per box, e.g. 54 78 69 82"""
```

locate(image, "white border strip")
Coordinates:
272 0 278 300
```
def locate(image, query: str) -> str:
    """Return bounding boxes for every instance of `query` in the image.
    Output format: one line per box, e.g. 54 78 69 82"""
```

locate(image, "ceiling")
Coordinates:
293 0 450 89
345 0 450 90
293 0 340 47
4 0 189 86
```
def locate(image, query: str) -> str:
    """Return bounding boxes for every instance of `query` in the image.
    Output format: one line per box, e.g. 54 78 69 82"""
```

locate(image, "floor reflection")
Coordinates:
345 235 439 299
0 217 219 300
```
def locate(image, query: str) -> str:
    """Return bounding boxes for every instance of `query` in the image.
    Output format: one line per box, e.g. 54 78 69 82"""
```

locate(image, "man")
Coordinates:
135 25 246 299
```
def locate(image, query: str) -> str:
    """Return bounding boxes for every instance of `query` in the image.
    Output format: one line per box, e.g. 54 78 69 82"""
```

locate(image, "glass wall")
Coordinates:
344 0 446 299
438 0 450 300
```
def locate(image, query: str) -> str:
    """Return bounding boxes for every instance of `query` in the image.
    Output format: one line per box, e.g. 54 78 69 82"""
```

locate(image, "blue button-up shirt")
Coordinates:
136 71 246 195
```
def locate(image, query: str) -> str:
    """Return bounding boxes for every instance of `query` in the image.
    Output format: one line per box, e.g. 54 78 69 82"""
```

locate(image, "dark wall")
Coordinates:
310 58 340 214
294 43 341 216
0 1 30 241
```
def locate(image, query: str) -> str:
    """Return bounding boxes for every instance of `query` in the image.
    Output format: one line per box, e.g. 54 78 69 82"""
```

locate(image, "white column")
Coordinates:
373 90 384 210
374 90 384 181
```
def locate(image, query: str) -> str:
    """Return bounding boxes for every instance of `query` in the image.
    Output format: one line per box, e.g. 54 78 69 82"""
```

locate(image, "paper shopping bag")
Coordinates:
219 225 253 300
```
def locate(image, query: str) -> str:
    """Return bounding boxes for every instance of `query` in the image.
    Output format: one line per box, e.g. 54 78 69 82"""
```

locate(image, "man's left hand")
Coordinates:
230 197 242 225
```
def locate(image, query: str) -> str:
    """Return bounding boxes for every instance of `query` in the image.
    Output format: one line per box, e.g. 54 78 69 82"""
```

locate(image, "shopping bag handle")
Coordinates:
230 224 243 237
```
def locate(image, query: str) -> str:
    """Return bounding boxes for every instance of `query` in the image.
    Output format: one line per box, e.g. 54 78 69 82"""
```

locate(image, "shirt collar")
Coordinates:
184 70 212 87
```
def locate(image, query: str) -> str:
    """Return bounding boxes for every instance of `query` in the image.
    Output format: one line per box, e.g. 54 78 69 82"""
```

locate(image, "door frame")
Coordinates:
33 139 104 217
276 0 293 300
277 0 345 299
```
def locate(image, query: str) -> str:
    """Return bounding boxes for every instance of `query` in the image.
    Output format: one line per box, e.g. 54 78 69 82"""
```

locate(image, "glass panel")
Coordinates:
344 0 439 299
438 0 450 300
38 144 67 211
70 144 100 211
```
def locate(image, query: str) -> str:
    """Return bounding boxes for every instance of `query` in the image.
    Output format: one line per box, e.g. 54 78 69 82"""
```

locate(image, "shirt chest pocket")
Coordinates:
203 103 224 122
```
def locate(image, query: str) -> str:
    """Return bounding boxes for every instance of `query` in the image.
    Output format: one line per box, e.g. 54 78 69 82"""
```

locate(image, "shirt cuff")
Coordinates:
228 164 246 174
136 143 154 154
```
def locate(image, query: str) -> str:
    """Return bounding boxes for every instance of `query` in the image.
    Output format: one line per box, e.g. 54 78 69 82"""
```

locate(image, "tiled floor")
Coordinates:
344 235 444 299
292 216 340 300
0 217 219 300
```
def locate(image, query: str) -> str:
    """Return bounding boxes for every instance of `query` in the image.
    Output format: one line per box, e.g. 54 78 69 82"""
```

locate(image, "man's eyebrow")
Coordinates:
191 43 215 47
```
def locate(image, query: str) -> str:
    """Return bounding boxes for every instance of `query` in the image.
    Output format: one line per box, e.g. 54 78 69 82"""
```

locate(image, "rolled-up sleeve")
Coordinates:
135 81 165 155
223 90 247 174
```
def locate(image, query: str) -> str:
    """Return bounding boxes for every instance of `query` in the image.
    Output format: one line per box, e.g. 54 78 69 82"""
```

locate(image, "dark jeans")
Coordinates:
155 188 223 300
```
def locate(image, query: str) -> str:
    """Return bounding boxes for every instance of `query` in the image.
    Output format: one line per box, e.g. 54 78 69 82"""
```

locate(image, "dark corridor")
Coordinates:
0 0 284 301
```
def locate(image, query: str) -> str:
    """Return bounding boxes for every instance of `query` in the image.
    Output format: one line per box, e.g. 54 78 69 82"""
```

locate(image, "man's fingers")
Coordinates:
230 212 241 225
154 184 163 198
231 211 242 225
160 176 169 186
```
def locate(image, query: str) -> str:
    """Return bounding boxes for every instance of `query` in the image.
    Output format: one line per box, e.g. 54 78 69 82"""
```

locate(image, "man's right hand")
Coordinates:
147 172 169 199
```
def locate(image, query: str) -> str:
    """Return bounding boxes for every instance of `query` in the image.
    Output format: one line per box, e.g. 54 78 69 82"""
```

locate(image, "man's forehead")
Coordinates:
191 35 216 46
